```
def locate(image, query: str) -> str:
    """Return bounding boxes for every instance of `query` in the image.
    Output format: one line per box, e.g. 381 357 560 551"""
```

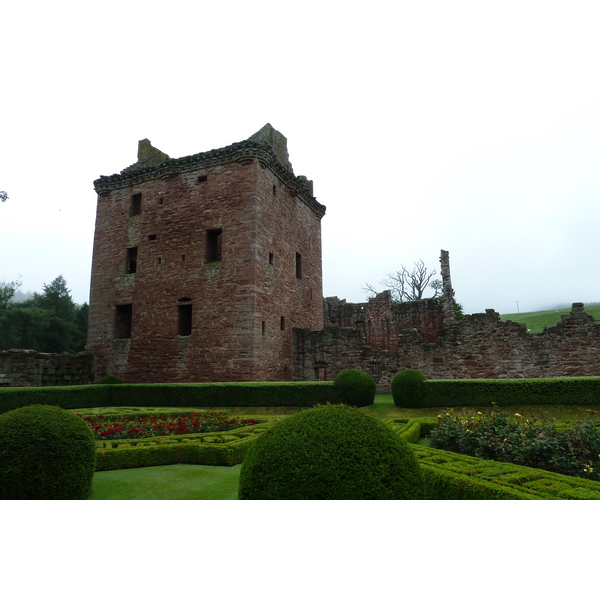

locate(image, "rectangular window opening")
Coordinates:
268 252 274 266
182 254 186 262
114 304 133 339
262 321 266 336
295 252 302 279
130 193 142 217
157 257 162 265
272 184 277 196
158 197 164 206
197 175 208 183
206 228 223 262
126 247 138 274
280 316 285 331
148 234 157 241
178 304 192 336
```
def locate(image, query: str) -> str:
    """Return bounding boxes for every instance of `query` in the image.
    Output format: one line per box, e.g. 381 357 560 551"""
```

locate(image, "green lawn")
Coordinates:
90 463 241 500
500 304 600 333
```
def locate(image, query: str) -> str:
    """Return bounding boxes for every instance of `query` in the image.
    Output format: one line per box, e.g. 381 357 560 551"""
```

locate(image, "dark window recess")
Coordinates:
198 175 208 183
262 321 266 336
178 304 192 336
114 304 133 339
268 252 274 266
272 184 277 196
148 234 157 241
126 247 138 274
130 193 142 217
158 197 164 206
182 254 186 262
295 252 302 279
280 316 285 331
157 257 162 265
206 228 222 262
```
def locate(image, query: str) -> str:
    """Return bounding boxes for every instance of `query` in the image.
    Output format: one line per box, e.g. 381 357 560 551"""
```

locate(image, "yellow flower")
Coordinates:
515 413 522 418
477 412 483 415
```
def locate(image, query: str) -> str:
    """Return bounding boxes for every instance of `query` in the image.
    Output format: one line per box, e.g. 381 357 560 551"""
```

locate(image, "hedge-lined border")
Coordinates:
0 382 339 415
393 375 600 408
94 420 279 471
382 417 600 499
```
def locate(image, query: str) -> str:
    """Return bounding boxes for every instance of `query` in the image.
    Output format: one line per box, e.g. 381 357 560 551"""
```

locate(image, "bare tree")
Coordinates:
0 191 8 202
364 260 441 302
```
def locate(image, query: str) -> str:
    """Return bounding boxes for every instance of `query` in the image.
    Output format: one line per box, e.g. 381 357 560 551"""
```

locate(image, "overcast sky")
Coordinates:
2 1 600 316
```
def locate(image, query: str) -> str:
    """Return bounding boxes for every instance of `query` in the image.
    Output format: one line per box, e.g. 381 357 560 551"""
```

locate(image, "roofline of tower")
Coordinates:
93 138 326 219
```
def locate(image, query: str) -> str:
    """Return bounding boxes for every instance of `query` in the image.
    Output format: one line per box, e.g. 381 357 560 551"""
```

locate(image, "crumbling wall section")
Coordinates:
294 303 600 392
324 291 446 349
0 350 95 387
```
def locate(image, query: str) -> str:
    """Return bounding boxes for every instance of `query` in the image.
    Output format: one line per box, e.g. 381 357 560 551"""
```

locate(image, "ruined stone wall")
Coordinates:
89 125 325 383
324 291 446 348
0 350 95 387
294 303 600 392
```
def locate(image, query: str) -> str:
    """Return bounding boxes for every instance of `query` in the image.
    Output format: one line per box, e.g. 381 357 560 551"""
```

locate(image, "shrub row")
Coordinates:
412 444 600 500
0 381 339 414
382 416 600 498
0 370 378 414
392 370 600 408
95 421 277 470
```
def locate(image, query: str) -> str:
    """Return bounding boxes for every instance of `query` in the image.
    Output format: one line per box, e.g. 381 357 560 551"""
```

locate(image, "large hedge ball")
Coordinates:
0 404 97 500
238 404 424 500
333 369 376 407
392 369 427 408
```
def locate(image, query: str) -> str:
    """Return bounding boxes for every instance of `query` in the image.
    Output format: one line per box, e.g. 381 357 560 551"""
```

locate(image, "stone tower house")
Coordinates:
88 124 326 383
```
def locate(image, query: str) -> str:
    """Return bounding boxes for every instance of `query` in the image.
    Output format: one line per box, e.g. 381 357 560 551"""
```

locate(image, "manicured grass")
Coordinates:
500 304 600 333
90 463 241 500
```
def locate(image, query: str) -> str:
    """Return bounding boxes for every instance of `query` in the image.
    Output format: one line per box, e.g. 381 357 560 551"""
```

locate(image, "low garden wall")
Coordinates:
0 349 95 387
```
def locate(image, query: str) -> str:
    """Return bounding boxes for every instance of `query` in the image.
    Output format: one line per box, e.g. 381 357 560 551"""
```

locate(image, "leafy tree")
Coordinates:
0 191 7 203
0 276 88 353
0 277 22 311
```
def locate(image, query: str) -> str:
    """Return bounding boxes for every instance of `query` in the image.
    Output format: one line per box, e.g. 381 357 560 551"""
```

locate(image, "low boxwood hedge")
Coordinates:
94 421 276 470
391 370 600 408
0 381 339 414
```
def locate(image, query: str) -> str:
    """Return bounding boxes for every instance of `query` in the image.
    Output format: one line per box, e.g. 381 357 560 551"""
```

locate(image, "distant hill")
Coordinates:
500 305 600 333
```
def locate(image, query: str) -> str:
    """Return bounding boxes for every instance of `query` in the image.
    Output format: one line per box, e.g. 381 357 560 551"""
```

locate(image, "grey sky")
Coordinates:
2 1 599 316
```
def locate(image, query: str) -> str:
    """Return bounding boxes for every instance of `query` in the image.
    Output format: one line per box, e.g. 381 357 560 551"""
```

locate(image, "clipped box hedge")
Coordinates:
0 381 339 415
94 421 277 471
383 416 600 499
412 444 600 500
392 372 600 408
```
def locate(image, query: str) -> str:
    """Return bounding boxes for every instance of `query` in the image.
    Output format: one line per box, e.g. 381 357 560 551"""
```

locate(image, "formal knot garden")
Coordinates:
3 369 600 499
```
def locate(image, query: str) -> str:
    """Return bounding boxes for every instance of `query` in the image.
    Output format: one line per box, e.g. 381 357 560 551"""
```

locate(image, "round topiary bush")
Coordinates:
238 404 424 500
333 369 376 407
392 369 427 408
0 404 97 500
98 375 123 384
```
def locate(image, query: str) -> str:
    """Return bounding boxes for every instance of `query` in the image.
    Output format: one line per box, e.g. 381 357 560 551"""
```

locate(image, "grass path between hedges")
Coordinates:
87 394 600 500
90 464 241 500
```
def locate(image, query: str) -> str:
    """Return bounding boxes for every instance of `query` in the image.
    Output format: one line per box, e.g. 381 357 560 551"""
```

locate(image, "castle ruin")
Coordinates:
84 125 600 391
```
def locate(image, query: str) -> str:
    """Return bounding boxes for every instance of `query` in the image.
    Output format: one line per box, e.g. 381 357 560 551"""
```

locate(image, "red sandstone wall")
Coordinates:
89 156 323 383
294 303 600 391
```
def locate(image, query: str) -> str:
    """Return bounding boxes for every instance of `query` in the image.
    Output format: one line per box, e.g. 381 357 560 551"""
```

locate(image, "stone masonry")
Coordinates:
88 124 325 383
0 349 95 387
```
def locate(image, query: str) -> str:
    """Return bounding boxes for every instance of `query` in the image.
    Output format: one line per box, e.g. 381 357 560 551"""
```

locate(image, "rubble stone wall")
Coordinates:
0 350 95 387
294 303 600 392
